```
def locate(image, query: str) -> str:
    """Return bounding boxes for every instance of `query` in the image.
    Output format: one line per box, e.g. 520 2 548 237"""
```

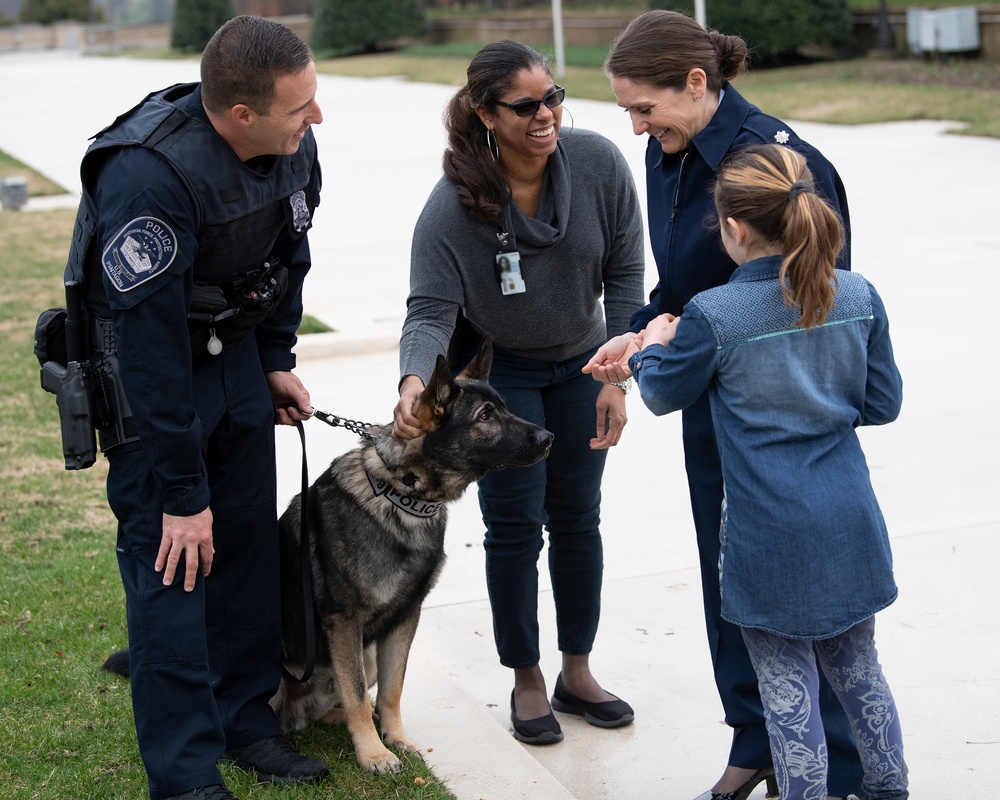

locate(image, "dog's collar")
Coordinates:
365 468 442 518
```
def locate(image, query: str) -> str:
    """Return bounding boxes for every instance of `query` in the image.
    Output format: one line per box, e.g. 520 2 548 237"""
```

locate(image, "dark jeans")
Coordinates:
683 393 864 796
107 337 282 799
474 345 608 669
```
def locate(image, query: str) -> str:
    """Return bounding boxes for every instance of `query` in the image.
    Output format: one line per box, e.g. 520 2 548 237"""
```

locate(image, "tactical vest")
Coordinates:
57 83 320 453
65 82 319 301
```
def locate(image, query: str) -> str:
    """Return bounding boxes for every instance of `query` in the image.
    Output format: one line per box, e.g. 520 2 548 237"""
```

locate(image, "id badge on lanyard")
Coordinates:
495 222 526 296
496 251 526 295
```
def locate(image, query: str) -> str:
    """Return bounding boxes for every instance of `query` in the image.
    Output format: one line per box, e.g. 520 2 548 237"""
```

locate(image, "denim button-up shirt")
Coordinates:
629 256 903 638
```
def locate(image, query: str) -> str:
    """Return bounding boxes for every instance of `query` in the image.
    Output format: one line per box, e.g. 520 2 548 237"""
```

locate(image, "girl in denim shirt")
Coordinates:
624 144 907 800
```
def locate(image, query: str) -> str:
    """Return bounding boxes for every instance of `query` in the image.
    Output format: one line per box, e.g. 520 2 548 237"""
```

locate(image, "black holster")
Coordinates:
90 318 139 453
36 281 97 470
39 358 97 470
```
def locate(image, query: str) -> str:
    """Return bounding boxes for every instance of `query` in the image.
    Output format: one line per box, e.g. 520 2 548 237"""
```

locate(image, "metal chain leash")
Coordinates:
311 409 377 441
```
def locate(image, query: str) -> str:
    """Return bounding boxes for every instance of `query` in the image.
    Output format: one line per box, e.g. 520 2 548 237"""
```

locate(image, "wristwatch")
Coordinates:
613 378 632 395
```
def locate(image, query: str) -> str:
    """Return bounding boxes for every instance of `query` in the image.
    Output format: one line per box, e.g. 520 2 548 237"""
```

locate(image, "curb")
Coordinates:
404 644 579 800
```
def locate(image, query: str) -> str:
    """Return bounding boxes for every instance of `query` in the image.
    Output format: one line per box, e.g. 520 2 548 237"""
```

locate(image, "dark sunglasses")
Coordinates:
495 85 565 117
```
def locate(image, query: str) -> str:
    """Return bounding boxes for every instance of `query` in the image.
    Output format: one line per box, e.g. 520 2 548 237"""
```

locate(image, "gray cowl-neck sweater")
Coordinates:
400 128 645 382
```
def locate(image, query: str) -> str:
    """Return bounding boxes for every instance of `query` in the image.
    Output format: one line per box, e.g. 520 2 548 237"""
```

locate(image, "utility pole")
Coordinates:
552 0 565 77
873 0 896 53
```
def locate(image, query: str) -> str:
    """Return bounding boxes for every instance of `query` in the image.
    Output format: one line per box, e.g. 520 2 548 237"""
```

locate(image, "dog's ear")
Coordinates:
456 335 493 382
413 354 459 431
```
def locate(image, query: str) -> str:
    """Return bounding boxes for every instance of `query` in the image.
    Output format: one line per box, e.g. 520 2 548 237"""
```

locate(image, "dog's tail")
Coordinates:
101 648 131 678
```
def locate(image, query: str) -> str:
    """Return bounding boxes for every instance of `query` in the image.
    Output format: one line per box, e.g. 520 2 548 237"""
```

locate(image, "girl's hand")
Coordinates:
642 314 680 348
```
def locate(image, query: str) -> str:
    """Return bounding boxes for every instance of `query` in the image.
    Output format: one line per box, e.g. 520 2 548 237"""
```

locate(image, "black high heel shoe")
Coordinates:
692 768 779 800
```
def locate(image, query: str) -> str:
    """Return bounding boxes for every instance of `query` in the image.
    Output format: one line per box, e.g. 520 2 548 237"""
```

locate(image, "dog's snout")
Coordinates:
533 428 554 449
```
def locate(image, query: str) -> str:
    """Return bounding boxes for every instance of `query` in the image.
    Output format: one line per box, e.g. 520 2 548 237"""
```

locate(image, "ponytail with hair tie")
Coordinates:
788 180 812 201
715 144 843 329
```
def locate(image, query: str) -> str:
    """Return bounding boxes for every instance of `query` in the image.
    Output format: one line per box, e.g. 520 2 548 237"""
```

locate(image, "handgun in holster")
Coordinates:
38 281 98 470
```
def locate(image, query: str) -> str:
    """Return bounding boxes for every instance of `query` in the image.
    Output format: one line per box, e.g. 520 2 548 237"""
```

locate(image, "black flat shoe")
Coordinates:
550 672 634 728
510 689 563 744
692 768 778 800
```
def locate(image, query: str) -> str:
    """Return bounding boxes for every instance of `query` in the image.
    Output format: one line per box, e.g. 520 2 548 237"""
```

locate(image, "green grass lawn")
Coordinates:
0 150 66 197
736 59 1000 137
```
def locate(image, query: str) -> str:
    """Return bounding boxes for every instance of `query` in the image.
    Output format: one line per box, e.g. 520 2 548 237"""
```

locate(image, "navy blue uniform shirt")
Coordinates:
632 83 851 329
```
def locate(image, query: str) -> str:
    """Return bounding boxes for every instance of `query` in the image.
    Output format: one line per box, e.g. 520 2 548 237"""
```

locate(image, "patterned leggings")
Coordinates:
742 618 908 800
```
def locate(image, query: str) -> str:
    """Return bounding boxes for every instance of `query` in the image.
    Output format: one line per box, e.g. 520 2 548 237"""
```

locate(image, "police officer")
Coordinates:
67 16 326 800
587 11 862 800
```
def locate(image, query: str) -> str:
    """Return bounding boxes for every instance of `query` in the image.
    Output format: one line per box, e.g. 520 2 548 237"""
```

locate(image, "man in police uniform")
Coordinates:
66 16 327 800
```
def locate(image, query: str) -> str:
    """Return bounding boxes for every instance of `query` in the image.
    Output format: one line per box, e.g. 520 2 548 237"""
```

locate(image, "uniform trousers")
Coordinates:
473 345 607 669
683 393 864 795
107 337 283 799
742 618 908 800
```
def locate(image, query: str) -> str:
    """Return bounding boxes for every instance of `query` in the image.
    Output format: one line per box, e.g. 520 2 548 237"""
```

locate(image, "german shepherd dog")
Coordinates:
270 336 553 774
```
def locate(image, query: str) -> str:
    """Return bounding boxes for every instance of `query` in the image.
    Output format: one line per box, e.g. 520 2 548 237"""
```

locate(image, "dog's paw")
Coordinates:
357 746 403 775
383 732 418 754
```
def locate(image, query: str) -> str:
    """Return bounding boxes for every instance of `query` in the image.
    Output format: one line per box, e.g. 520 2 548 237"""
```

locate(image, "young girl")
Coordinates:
624 144 908 800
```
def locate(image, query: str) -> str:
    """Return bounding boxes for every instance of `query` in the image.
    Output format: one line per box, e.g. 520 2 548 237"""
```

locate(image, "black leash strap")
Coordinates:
278 408 377 684
280 418 316 684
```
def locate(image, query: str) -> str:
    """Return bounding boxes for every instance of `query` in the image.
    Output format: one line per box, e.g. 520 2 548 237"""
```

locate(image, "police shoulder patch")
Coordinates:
289 190 311 233
102 216 177 293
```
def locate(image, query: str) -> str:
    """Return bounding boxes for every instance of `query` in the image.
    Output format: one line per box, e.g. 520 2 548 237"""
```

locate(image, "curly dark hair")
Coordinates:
442 40 553 224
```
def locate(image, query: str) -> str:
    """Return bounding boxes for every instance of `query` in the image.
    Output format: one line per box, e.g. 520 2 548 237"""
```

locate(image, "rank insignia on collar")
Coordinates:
774 130 791 144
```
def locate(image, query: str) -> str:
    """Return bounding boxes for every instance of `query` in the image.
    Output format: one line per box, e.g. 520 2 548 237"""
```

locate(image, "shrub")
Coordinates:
808 0 853 50
652 0 851 63
312 0 426 57
171 0 233 53
20 0 94 24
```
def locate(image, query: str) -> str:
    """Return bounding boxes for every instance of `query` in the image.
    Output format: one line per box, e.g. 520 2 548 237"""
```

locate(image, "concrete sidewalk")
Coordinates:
3 51 998 799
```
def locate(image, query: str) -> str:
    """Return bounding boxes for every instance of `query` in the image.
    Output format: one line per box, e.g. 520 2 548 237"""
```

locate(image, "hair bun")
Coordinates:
708 31 749 80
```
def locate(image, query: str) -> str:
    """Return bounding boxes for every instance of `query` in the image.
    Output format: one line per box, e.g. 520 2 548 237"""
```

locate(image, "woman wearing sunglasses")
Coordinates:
393 40 645 745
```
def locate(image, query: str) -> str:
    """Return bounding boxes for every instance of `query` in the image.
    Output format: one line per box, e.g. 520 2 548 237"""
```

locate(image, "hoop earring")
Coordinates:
558 107 575 140
486 128 500 163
